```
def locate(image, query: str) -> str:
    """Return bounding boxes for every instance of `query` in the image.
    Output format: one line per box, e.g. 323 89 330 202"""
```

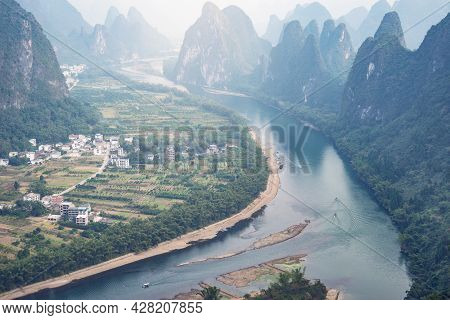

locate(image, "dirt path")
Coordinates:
57 148 110 196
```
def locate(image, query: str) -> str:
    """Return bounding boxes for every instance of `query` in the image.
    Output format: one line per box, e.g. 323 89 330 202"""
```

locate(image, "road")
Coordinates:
57 148 110 196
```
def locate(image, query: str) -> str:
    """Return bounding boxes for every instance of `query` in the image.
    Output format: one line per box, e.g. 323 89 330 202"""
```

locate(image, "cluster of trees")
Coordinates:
0 133 269 293
248 268 327 300
28 176 51 197
0 200 48 218
261 92 449 299
0 98 100 157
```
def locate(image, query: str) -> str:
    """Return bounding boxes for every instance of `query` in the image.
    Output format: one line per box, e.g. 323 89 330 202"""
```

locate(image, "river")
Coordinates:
26 91 411 300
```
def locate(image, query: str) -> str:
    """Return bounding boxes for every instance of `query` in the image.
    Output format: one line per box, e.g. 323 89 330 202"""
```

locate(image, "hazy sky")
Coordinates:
68 0 395 43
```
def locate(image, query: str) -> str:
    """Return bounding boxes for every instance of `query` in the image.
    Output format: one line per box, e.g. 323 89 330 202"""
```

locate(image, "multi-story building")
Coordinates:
75 213 89 226
116 158 130 169
60 202 91 225
67 205 91 222
165 145 175 162
60 202 74 215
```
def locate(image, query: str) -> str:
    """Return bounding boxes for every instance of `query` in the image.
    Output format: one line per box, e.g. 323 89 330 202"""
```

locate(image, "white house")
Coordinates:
116 158 130 169
75 213 89 226
25 152 35 161
23 193 40 202
94 134 104 142
29 139 37 147
165 145 175 162
0 159 9 166
8 152 18 158
207 144 219 155
39 145 52 152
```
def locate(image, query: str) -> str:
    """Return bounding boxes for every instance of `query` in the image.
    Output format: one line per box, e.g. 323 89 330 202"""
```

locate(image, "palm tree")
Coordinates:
200 286 222 300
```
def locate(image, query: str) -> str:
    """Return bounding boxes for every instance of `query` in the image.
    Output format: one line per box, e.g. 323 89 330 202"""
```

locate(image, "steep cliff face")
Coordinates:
0 0 68 109
174 2 270 87
263 19 353 107
16 0 92 63
320 20 354 74
342 12 411 124
338 13 450 298
0 0 98 156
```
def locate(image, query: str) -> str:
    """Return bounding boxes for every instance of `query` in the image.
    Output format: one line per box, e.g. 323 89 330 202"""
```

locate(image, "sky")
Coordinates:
67 0 396 43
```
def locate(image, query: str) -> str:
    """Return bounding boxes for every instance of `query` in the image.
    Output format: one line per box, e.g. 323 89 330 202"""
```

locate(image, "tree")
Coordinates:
200 286 222 300
253 268 327 300
13 181 20 191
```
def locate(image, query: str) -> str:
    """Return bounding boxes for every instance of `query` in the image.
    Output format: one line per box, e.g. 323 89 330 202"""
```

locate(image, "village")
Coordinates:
0 132 132 226
0 131 239 228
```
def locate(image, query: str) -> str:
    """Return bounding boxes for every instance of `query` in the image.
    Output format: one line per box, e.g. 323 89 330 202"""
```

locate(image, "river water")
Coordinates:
26 91 410 300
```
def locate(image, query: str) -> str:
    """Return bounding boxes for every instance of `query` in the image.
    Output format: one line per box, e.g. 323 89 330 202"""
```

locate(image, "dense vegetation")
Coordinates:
252 13 450 300
0 98 99 157
0 201 48 218
0 131 269 293
249 268 327 300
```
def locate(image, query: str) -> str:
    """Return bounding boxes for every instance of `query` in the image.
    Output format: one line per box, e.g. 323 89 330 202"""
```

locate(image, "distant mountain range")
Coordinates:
262 0 449 50
262 2 332 46
262 19 353 107
16 0 172 63
174 2 271 87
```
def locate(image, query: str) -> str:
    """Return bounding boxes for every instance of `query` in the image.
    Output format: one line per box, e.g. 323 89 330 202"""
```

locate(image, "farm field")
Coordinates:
0 68 266 264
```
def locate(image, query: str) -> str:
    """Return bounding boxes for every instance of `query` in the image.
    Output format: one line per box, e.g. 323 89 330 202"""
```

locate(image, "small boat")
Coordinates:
142 283 150 288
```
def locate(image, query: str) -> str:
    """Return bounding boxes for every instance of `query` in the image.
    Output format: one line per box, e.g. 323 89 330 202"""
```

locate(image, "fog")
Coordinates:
68 0 395 43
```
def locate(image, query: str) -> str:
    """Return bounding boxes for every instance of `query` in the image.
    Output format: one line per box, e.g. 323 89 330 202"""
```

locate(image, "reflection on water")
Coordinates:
26 92 410 300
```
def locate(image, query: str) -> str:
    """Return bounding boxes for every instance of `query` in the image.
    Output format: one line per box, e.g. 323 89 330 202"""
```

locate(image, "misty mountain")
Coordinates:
0 0 98 156
263 2 332 46
263 19 353 107
99 7 172 60
15 2 172 63
262 15 284 46
339 12 450 298
104 6 120 28
16 0 92 39
0 0 68 109
337 6 368 31
16 0 93 62
174 2 271 88
355 0 391 48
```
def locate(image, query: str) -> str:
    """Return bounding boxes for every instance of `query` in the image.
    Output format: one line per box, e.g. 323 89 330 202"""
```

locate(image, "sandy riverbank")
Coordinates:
177 223 308 266
0 136 280 300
